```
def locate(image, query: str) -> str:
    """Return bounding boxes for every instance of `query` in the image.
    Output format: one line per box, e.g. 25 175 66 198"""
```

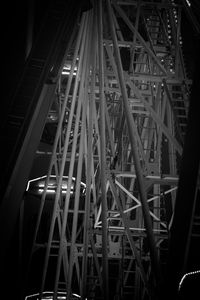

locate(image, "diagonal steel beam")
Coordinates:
106 0 162 290
113 2 167 75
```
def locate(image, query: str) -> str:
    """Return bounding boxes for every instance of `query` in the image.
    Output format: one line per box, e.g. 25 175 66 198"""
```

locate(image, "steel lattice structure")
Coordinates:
25 1 192 299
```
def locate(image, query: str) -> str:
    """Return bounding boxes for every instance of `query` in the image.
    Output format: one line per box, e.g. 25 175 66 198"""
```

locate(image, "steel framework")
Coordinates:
25 0 192 299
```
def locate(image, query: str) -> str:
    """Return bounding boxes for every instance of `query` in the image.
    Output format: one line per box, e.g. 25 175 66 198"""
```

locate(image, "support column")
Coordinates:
106 0 162 291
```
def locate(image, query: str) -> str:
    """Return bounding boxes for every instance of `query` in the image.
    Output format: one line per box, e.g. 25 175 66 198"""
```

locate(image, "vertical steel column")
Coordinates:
30 12 86 268
106 0 162 289
66 54 89 299
108 173 149 294
98 1 109 299
52 13 91 300
81 5 100 298
38 14 88 299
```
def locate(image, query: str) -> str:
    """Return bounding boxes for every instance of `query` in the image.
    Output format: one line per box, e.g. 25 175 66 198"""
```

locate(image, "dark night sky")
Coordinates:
2 0 51 99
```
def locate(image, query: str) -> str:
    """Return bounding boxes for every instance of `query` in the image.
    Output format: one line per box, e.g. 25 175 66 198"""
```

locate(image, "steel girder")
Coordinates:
25 1 191 299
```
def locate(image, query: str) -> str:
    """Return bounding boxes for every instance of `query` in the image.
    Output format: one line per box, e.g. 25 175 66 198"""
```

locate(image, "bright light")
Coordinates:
72 294 81 298
38 189 55 194
38 189 74 194
26 175 47 191
25 291 81 300
179 270 200 290
62 65 77 76
62 71 77 75
186 0 191 7
26 175 86 195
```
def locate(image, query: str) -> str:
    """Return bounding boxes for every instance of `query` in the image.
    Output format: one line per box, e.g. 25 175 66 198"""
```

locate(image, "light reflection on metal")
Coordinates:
186 0 191 7
26 175 86 195
25 291 81 300
62 64 78 76
179 270 200 290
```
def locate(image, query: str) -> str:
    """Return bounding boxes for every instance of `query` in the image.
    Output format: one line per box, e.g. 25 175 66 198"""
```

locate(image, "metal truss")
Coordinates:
26 1 191 299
